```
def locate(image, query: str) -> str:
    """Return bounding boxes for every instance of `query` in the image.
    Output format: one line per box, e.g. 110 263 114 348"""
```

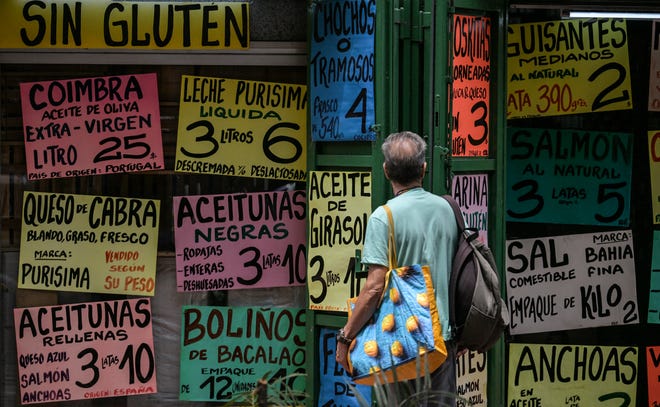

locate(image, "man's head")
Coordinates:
381 131 427 184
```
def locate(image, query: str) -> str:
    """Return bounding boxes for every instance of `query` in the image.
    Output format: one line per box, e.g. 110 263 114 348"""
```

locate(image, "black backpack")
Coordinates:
442 195 509 353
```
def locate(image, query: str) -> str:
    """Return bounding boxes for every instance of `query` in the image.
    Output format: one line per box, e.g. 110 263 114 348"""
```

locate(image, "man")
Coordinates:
335 131 459 404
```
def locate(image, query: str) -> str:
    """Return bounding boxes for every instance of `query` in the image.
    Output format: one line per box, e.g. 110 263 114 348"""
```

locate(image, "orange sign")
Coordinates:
452 14 491 157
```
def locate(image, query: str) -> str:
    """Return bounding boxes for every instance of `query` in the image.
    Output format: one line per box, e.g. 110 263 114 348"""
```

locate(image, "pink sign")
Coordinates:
451 173 489 244
20 73 164 180
14 298 157 404
174 190 307 291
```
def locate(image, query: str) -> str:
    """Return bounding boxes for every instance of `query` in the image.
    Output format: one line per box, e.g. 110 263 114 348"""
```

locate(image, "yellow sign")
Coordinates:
0 1 249 50
175 76 307 181
651 130 660 224
307 171 371 312
508 343 637 406
507 18 632 119
19 191 160 296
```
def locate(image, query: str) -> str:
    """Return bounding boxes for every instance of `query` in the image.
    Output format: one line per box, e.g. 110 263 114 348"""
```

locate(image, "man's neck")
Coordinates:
393 182 422 196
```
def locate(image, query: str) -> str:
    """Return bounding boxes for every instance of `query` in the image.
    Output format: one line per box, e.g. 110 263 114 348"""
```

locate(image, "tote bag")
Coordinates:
346 205 447 385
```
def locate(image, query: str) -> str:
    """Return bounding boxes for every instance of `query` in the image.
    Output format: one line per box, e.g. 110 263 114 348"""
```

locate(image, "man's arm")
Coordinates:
335 263 388 373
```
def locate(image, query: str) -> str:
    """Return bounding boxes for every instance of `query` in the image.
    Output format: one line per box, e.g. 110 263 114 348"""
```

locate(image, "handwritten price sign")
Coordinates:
509 344 637 406
19 191 160 295
506 128 632 226
180 306 306 402
307 171 371 312
175 76 307 181
14 298 156 404
173 190 307 292
20 73 164 180
317 327 372 405
310 0 376 141
506 230 638 335
507 18 632 119
452 14 491 157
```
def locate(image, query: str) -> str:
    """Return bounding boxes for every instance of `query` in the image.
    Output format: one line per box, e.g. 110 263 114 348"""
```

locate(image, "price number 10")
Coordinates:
75 344 155 388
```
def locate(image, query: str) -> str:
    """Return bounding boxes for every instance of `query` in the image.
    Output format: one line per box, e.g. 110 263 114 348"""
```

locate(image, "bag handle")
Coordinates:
383 204 397 269
369 204 397 307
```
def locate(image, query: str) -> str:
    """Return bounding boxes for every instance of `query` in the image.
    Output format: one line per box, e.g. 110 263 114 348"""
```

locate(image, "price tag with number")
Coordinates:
14 298 157 404
180 306 306 402
507 18 632 119
506 127 632 226
452 14 491 157
309 0 376 141
20 73 164 180
173 190 307 292
506 230 638 335
175 76 307 181
307 171 372 311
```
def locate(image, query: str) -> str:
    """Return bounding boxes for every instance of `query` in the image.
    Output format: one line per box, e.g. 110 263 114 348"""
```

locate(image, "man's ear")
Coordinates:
422 162 427 175
383 162 390 180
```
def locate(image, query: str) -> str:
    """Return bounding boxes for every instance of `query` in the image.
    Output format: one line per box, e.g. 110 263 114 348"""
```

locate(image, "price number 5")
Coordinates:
507 180 627 224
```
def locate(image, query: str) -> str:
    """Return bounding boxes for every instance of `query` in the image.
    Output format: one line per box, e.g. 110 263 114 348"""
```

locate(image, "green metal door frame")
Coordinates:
305 1 508 405
383 0 510 404
442 1 509 406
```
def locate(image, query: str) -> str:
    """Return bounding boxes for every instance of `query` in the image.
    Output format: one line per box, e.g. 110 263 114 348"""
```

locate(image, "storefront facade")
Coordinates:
1 1 658 406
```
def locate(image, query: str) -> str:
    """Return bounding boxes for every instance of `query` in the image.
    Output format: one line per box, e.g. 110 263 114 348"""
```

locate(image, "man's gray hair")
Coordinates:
381 131 427 184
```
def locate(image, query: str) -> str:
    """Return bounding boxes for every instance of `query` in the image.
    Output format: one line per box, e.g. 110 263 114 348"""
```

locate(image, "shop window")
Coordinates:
0 63 306 406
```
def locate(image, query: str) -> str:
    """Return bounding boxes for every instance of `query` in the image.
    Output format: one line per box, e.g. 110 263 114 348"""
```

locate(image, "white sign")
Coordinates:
506 230 638 334
456 350 487 407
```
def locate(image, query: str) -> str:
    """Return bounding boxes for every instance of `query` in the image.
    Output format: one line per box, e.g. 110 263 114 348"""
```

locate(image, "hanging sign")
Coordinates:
179 306 306 402
506 230 638 335
648 346 660 404
307 171 371 312
175 76 307 181
508 343 637 407
14 298 157 404
0 1 248 50
310 0 376 141
173 190 307 292
317 327 371 407
456 350 487 407
650 130 660 224
451 173 489 244
649 21 660 111
18 191 160 295
506 127 632 226
507 18 632 119
452 14 491 157
20 73 164 180
648 231 660 323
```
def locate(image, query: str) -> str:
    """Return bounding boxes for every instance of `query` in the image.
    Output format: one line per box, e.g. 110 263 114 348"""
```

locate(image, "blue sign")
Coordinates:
317 327 371 406
310 0 376 141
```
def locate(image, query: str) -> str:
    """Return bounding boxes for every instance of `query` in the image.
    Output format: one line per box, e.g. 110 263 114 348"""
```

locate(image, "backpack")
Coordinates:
442 195 509 353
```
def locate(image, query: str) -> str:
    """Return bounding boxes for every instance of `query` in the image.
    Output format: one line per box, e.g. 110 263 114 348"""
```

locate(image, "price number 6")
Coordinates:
180 121 303 164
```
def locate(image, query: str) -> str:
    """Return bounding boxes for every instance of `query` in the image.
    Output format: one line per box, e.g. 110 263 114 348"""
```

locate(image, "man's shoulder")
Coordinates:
389 190 449 208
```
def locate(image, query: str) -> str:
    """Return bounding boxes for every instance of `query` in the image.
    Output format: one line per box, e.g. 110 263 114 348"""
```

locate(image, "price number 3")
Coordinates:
180 121 303 164
75 344 155 388
507 180 626 224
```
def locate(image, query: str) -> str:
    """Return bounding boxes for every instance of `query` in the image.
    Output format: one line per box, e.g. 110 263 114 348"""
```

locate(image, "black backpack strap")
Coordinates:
442 195 462 333
443 194 478 243
442 194 465 233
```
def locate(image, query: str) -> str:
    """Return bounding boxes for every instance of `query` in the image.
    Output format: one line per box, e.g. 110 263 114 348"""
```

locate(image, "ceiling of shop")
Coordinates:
509 1 660 12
